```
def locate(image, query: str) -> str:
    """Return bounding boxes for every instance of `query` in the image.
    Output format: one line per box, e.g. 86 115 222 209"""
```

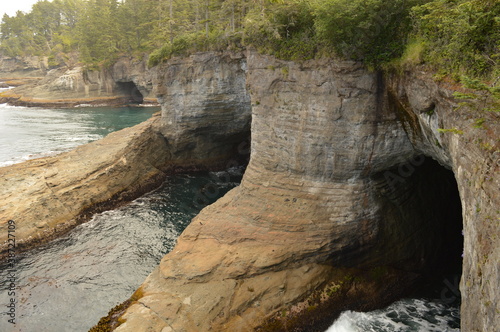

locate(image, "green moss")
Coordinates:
437 128 464 135
88 287 144 332
280 66 289 77
326 282 343 297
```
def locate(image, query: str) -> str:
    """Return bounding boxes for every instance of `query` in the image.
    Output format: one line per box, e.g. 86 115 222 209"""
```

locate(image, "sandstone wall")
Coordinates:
0 115 170 255
154 52 252 167
111 52 498 331
1 50 497 331
0 55 49 78
0 56 157 106
0 52 253 260
112 52 469 331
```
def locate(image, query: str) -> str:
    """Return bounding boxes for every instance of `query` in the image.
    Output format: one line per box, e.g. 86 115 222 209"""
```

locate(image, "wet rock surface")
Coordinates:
0 115 169 256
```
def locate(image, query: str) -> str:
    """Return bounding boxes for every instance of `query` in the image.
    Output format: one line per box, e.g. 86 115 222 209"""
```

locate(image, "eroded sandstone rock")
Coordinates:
109 52 458 331
0 114 169 255
108 52 498 332
388 71 499 332
0 53 253 257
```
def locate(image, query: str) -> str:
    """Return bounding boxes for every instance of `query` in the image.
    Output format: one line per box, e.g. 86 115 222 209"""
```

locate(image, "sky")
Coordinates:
1 0 41 19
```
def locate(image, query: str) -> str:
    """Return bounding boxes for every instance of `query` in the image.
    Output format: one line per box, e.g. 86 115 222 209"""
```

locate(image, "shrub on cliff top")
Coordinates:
240 0 429 66
411 0 500 80
312 0 427 66
243 0 317 60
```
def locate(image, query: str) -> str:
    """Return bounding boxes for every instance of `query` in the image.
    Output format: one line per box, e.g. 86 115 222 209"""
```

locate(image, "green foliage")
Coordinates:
241 0 429 65
148 29 237 67
1 0 498 77
473 118 486 129
76 0 121 65
454 76 500 114
411 0 500 80
243 0 317 60
313 0 427 66
438 128 464 135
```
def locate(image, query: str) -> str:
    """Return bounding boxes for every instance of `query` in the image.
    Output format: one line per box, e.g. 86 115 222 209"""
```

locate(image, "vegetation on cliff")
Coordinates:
1 0 498 80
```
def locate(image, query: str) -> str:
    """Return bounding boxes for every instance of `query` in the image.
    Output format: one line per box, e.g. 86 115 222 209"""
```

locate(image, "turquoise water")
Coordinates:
0 103 159 166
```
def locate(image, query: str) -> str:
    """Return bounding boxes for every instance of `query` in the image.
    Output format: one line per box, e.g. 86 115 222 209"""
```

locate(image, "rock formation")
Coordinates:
0 55 49 87
108 51 497 331
388 71 499 332
0 56 157 107
0 51 498 331
0 55 49 78
0 114 168 254
155 52 251 167
0 52 252 257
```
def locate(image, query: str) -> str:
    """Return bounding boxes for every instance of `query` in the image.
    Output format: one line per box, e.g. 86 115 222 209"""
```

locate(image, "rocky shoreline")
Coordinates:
0 115 165 257
0 55 158 108
0 93 156 108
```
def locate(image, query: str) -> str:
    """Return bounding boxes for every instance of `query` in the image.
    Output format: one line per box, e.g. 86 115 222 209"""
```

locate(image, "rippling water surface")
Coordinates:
0 102 242 331
0 169 243 332
0 103 158 166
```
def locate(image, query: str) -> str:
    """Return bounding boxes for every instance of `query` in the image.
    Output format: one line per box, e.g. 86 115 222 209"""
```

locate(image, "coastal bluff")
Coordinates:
1 51 498 331
108 52 499 331
0 114 168 254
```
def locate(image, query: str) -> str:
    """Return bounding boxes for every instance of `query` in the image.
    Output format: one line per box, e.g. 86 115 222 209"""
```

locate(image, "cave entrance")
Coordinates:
116 81 144 104
376 155 463 299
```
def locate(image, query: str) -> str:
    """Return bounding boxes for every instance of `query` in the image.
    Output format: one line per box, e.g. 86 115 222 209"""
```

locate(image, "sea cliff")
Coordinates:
107 51 496 331
0 52 252 256
0 51 498 331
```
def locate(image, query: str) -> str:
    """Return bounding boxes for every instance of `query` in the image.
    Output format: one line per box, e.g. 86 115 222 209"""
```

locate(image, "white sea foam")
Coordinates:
326 299 460 332
0 102 28 109
0 150 63 168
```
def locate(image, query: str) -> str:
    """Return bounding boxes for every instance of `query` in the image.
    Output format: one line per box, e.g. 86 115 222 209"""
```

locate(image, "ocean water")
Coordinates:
0 102 243 331
0 169 243 332
0 103 159 167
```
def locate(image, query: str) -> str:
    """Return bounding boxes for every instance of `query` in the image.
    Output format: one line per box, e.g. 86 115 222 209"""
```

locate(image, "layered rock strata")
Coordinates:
0 55 49 84
108 53 481 331
155 52 251 167
1 50 497 331
0 115 168 255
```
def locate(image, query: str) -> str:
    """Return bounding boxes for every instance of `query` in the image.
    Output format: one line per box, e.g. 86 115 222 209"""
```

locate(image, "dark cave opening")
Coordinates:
374 155 463 299
116 81 144 104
